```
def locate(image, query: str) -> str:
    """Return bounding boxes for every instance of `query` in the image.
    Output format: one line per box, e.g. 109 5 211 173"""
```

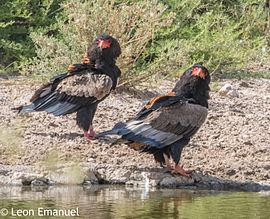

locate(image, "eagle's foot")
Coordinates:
84 127 96 140
171 164 193 177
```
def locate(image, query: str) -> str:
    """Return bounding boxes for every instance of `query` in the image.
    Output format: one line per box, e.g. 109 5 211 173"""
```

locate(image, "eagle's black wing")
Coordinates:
19 66 113 116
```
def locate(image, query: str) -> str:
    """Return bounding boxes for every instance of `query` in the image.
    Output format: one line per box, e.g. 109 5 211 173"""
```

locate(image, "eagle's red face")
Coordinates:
191 67 206 80
97 39 111 49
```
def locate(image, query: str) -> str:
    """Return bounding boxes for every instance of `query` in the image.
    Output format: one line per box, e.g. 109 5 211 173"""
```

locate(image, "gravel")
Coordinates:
0 77 269 191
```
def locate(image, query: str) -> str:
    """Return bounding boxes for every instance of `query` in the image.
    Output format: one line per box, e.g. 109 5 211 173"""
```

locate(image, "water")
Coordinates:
0 186 269 219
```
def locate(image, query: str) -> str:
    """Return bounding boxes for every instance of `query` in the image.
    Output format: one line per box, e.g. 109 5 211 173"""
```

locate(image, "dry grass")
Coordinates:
0 118 27 164
23 0 174 83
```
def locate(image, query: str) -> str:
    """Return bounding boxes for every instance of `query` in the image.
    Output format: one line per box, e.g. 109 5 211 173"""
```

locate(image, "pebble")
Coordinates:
218 83 239 98
0 79 270 190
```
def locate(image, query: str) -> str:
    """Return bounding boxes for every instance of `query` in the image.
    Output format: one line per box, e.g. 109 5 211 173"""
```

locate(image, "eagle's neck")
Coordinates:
172 80 210 108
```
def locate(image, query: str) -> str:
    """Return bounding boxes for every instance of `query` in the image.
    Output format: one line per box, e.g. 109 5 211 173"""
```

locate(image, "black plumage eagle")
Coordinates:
15 34 121 140
98 64 210 176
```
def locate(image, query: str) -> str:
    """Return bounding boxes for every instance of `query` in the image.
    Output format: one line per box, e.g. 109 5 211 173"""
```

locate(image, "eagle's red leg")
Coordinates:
84 126 96 140
163 154 174 172
171 164 193 177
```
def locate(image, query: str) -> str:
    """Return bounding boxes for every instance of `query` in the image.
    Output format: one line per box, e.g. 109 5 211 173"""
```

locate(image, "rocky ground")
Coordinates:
0 77 269 191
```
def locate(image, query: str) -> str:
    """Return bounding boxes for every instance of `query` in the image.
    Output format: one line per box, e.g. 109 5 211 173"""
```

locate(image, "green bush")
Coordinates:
0 0 63 73
142 0 270 78
23 0 174 82
1 0 269 81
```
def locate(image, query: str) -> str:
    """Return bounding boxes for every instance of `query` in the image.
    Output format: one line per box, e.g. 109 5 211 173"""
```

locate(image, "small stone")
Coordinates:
159 176 194 187
19 173 44 186
31 177 50 186
226 169 236 176
263 165 270 170
83 170 99 185
10 179 23 186
218 83 233 96
22 178 33 186
227 89 239 98
0 170 9 175
46 165 86 184
239 81 250 87
243 141 253 145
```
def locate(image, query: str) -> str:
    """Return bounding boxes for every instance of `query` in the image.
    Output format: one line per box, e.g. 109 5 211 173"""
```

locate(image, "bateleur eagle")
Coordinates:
16 34 121 140
98 64 210 176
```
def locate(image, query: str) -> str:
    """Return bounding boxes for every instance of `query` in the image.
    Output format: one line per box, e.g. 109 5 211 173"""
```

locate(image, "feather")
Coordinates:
15 34 122 135
100 64 210 165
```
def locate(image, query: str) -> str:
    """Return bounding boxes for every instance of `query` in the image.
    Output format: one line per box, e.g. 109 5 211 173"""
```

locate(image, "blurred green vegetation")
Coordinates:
0 0 269 82
0 0 63 74
0 118 27 164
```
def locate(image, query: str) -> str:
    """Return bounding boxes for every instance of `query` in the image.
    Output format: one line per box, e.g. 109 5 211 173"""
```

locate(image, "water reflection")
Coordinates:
0 186 269 219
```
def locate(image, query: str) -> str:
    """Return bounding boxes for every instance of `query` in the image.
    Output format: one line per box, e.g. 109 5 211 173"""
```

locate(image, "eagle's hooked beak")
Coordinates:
97 40 104 54
98 40 103 49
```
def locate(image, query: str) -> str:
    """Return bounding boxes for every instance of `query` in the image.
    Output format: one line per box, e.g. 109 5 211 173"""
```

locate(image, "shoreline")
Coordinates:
0 163 269 192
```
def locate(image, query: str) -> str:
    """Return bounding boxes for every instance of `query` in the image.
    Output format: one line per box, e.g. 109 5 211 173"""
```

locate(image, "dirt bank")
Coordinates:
0 77 269 191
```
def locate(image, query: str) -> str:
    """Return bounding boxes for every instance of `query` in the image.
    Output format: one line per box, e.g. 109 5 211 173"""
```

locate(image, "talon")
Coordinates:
184 169 193 174
171 164 193 177
84 131 95 140
83 127 96 140
88 127 96 138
